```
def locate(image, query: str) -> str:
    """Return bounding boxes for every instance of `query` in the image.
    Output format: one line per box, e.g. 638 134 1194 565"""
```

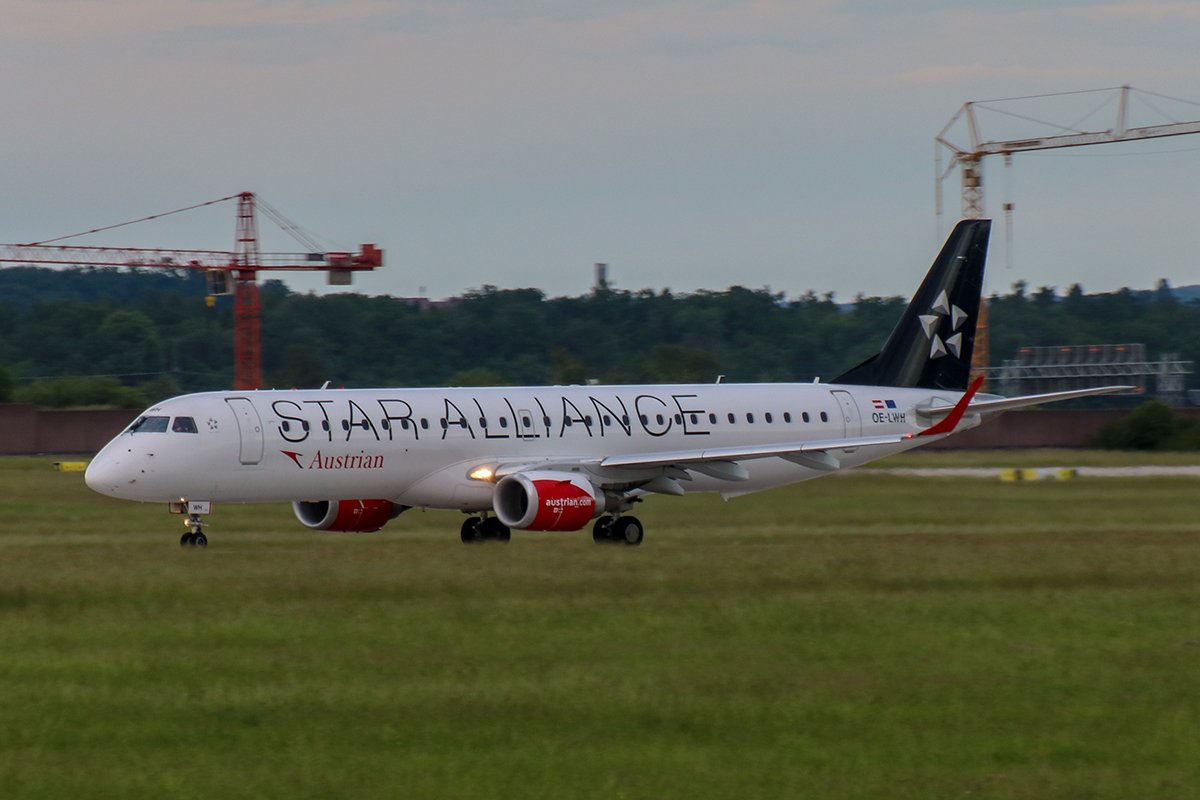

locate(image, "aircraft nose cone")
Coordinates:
85 454 122 496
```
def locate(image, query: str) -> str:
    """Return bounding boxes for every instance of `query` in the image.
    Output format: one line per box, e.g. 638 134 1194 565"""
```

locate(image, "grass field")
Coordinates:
2 454 1199 799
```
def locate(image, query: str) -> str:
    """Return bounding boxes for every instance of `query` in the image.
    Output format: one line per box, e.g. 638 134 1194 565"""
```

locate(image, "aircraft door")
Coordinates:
829 390 862 437
226 397 265 465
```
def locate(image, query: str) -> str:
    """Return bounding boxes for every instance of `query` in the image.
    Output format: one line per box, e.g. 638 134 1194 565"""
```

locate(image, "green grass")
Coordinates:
877 447 1200 468
2 456 1200 799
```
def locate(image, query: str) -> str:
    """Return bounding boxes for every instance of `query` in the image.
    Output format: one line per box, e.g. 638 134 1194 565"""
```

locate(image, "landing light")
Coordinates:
469 466 495 482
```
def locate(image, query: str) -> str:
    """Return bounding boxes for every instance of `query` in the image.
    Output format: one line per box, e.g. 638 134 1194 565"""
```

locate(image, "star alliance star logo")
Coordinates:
919 290 969 360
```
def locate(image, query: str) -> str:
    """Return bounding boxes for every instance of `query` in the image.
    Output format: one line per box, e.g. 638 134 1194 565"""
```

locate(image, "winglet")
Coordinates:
918 375 984 437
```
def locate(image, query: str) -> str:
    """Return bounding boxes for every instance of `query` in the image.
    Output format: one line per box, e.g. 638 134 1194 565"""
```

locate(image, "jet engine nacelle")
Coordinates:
292 499 404 532
493 471 604 531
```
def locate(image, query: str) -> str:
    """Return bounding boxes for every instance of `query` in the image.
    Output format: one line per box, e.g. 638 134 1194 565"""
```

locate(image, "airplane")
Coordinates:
85 219 1128 548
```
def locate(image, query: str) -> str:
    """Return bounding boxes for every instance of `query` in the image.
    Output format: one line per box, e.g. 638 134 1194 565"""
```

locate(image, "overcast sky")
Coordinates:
2 1 1199 301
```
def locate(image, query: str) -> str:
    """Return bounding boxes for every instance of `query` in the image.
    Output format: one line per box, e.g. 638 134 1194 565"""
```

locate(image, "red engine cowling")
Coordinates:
493 471 604 531
292 499 403 532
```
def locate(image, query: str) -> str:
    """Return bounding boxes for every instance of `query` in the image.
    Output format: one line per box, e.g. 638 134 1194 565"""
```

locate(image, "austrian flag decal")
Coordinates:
871 399 897 409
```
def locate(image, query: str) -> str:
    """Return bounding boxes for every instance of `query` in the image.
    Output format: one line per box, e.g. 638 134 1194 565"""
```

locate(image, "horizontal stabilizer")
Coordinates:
916 385 1134 418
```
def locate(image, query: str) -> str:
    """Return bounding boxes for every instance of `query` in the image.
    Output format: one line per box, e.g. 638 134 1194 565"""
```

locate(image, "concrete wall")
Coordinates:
0 405 136 455
923 407 1200 449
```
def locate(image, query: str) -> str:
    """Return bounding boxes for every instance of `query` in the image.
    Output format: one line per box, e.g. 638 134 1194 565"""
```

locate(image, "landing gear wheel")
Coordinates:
180 529 208 548
592 516 615 544
480 517 511 543
460 517 484 544
611 516 644 546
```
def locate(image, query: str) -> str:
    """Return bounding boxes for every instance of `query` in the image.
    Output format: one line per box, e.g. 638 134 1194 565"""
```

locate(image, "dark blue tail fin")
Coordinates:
833 219 990 391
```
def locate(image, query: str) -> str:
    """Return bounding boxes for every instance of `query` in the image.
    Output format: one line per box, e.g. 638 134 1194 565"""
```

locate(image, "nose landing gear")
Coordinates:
170 500 212 548
180 512 208 548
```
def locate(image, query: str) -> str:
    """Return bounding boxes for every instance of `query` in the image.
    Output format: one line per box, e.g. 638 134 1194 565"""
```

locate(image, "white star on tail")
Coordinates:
920 291 970 360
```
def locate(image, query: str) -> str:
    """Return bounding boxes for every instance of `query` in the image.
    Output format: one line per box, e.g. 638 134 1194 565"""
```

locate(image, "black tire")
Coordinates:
612 516 644 546
592 516 614 544
193 532 208 549
480 517 511 543
180 532 193 547
460 517 483 544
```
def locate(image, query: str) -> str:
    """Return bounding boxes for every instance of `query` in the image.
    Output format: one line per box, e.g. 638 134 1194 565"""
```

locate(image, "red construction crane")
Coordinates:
0 192 383 390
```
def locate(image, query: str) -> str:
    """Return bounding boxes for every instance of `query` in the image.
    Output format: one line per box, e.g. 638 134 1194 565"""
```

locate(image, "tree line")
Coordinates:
1 265 1197 409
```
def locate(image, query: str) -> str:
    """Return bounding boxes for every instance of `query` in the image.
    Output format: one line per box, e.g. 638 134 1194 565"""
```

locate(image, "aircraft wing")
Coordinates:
597 432 915 473
488 430 920 488
598 374 986 475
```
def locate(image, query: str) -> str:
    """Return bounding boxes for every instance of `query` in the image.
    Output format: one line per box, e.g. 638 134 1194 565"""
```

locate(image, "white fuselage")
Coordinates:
84 382 973 509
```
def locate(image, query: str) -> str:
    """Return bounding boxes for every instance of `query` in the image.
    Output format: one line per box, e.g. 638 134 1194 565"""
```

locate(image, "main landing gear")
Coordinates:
458 514 645 545
461 515 511 544
592 515 644 547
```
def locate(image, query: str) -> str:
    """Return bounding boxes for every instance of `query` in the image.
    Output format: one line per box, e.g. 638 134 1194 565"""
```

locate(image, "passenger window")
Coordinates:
802 412 811 423
500 417 509 428
129 416 169 434
727 412 735 424
171 417 198 434
708 413 717 424
765 412 774 424
746 413 755 424
783 412 792 423
820 411 829 422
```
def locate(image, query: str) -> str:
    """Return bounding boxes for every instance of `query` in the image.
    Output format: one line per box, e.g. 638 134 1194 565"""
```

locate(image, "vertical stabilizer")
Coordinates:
833 219 990 391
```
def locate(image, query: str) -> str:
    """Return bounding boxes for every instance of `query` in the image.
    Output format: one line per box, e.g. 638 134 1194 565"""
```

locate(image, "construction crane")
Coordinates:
0 192 383 390
934 85 1200 378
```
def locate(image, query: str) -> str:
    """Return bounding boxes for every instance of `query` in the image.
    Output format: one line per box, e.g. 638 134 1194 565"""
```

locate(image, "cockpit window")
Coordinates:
129 416 169 434
172 416 198 434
